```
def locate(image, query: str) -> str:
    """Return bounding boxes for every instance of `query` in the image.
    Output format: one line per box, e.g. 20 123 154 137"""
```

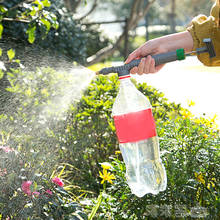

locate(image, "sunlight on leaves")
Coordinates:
0 24 3 39
27 26 36 44
7 49 15 61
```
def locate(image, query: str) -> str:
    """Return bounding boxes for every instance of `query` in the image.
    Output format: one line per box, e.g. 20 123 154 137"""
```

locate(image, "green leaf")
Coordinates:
0 23 3 39
27 26 36 44
0 5 7 13
41 18 51 32
0 70 4 80
53 21 59 30
42 0 51 7
14 59 20 64
0 48 2 56
5 84 20 93
29 8 37 16
88 192 103 220
7 49 15 60
33 0 43 10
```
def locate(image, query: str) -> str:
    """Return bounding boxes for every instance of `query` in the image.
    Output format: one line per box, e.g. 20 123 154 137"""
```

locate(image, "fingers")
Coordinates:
130 66 138 74
130 56 161 75
125 48 141 64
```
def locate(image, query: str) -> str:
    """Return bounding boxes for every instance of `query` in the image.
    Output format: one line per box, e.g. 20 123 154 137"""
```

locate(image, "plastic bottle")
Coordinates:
112 75 167 197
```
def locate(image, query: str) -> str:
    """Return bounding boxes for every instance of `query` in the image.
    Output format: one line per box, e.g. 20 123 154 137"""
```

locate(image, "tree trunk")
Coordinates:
170 0 176 33
63 0 81 13
85 0 156 66
123 18 129 60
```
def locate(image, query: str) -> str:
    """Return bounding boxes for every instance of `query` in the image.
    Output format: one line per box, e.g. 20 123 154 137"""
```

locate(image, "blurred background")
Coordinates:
0 0 215 64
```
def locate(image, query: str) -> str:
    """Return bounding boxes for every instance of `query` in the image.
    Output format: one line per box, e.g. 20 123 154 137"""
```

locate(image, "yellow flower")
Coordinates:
207 179 215 189
194 118 202 124
187 99 195 107
181 109 193 119
194 172 205 185
209 114 218 123
115 151 121 155
100 162 111 170
203 134 208 139
41 88 49 97
99 169 116 184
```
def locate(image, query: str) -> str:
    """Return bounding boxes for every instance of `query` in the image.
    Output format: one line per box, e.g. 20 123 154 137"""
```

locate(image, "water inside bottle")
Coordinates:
119 137 167 197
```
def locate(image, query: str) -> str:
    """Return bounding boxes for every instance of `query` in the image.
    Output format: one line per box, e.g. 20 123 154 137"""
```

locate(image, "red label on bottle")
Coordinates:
113 109 156 143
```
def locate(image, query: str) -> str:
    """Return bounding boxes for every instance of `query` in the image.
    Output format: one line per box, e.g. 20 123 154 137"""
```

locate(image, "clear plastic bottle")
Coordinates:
112 75 167 197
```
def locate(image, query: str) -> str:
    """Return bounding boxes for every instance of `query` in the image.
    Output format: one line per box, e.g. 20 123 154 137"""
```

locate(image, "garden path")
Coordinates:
133 56 220 128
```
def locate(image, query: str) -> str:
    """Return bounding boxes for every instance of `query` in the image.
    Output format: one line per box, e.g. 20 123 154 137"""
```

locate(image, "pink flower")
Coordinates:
0 146 14 153
45 189 53 195
32 191 40 197
0 168 7 177
52 177 64 187
21 181 32 196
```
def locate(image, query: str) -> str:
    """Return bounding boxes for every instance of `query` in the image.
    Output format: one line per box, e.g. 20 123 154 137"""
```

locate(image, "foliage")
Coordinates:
0 0 110 66
88 116 219 219
60 73 219 219
0 146 88 219
0 0 58 44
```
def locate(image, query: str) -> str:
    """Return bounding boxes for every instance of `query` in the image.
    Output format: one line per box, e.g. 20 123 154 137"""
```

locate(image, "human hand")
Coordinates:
125 40 166 75
125 31 194 75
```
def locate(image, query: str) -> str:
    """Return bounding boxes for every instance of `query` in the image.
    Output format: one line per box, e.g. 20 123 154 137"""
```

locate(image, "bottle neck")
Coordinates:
119 75 132 86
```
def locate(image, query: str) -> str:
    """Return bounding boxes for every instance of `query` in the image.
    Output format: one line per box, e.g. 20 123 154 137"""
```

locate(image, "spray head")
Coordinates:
96 65 130 77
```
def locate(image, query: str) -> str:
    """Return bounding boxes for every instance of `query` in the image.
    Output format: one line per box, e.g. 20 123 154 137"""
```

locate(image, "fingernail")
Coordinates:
125 59 130 64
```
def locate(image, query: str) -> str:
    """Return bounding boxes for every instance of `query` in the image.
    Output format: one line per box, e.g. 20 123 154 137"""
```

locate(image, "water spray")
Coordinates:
96 38 216 77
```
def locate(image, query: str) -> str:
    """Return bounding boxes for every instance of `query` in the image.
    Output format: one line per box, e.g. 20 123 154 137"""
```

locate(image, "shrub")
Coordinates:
89 115 220 219
0 66 90 219
62 74 219 219
0 145 88 219
1 0 110 64
62 75 182 193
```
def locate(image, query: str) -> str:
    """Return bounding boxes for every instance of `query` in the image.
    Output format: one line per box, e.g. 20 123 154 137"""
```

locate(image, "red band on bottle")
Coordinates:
119 75 131 80
113 109 156 143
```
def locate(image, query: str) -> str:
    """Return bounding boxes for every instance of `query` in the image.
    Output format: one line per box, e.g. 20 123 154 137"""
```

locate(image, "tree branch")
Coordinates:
126 0 141 30
9 0 35 11
130 0 156 29
82 19 126 26
2 17 30 23
76 0 98 21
